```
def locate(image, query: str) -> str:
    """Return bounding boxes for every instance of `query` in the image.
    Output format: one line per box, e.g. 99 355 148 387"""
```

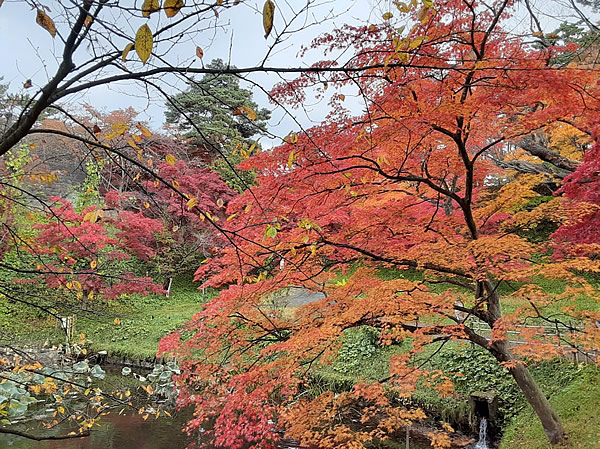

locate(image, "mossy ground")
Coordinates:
500 368 600 449
2 274 213 360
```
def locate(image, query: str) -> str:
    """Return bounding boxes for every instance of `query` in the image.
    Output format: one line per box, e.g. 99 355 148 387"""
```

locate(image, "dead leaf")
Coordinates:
263 0 275 39
36 9 56 38
164 0 184 18
234 106 257 121
122 43 134 62
135 24 153 64
136 123 152 137
142 0 160 17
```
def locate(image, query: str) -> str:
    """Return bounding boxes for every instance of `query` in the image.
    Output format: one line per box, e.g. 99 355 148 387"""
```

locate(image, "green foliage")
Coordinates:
4 144 32 187
500 367 600 449
75 158 104 210
165 58 270 156
211 151 256 193
539 23 600 66
331 326 380 374
74 275 216 359
433 345 522 424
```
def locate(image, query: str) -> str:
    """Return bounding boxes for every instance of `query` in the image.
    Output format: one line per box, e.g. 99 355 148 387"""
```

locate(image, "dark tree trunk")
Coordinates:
470 283 566 445
490 341 566 444
508 362 565 444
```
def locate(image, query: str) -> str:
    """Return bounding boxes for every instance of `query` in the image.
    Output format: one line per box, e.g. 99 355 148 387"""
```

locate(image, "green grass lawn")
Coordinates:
0 275 213 360
500 368 600 449
76 275 215 359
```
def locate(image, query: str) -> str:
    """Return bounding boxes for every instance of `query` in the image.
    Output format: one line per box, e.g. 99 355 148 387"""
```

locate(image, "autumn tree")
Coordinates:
2 0 600 445
159 1 600 447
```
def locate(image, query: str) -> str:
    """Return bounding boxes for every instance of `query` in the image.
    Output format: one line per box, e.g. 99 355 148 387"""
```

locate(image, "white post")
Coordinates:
165 277 173 297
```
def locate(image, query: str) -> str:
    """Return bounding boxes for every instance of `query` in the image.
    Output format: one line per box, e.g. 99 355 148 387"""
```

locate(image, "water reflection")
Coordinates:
1 411 193 449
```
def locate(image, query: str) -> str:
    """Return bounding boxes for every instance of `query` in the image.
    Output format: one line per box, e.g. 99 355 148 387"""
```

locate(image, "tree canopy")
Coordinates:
165 58 271 158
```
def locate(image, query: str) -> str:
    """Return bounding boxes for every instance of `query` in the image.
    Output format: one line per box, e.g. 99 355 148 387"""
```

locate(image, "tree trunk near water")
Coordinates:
491 341 566 445
477 282 566 445
508 361 565 444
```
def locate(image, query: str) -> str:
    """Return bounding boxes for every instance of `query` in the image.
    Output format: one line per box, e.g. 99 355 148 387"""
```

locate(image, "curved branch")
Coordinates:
0 427 90 441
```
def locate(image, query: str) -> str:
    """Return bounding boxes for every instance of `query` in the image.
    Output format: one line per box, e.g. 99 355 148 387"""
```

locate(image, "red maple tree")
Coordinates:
157 1 600 447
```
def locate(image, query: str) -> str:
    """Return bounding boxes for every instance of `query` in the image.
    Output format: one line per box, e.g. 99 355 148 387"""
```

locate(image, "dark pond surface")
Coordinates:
0 412 433 449
0 411 194 449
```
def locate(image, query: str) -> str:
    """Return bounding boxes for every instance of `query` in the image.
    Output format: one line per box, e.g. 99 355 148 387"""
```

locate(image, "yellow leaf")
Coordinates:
122 43 134 62
409 36 426 48
79 333 86 340
90 260 97 269
172 180 180 189
196 46 204 59
287 150 296 169
227 213 237 221
144 202 150 209
234 105 257 121
263 0 275 39
186 197 198 210
164 0 184 17
135 24 153 64
136 123 152 137
23 79 32 89
83 210 99 223
58 406 65 414
165 154 176 166
396 1 411 13
114 318 121 326
84 15 93 27
36 9 56 38
132 133 143 143
383 12 393 20
111 121 129 136
142 0 160 17
81 348 87 355
285 132 298 144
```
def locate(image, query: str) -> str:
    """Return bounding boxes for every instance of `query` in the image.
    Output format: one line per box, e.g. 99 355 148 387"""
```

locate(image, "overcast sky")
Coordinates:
0 0 593 143
0 0 387 143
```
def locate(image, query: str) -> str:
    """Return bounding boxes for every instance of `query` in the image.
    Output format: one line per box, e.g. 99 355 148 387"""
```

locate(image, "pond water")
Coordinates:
1 412 434 449
0 411 194 449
